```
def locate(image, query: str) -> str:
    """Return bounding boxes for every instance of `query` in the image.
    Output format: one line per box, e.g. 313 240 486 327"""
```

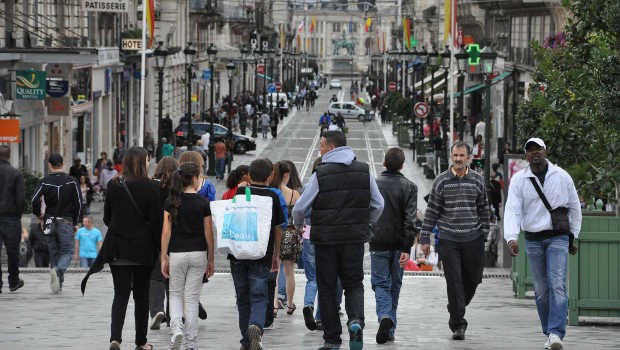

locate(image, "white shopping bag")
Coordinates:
210 187 273 260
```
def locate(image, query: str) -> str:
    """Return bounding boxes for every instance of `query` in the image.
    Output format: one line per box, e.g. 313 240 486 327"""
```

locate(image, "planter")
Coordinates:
397 123 410 148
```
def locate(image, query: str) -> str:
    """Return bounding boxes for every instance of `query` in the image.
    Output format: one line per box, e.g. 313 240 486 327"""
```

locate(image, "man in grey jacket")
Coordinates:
293 131 384 350
369 147 417 344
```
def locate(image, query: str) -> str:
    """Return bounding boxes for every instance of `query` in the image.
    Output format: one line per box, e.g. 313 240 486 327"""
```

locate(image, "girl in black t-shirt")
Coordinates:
161 163 214 349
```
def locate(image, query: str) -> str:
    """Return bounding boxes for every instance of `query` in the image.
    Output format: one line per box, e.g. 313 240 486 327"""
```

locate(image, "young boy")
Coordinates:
231 158 284 350
74 217 102 267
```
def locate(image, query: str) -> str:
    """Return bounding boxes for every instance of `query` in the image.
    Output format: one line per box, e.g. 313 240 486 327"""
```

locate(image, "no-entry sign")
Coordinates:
388 81 397 92
414 102 429 118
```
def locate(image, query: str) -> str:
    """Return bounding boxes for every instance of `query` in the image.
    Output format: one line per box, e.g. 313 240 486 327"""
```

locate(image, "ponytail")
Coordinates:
165 163 200 223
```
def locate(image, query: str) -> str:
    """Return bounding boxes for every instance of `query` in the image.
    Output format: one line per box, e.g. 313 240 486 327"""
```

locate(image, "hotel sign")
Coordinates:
16 70 46 100
121 38 143 51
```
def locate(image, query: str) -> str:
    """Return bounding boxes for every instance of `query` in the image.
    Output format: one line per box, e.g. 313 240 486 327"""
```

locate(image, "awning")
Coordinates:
453 71 512 97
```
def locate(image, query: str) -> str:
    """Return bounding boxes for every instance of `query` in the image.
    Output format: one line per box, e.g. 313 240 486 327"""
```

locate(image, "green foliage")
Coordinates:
21 168 41 214
516 0 620 203
383 92 413 119
283 80 295 93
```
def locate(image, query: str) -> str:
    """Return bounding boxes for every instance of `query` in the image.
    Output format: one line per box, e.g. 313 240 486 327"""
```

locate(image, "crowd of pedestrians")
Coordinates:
0 91 583 350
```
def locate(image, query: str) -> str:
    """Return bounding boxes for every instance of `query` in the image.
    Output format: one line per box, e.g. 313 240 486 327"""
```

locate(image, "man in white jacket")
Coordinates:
503 137 581 350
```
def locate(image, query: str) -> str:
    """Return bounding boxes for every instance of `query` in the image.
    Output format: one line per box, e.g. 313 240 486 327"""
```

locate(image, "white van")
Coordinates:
267 92 289 112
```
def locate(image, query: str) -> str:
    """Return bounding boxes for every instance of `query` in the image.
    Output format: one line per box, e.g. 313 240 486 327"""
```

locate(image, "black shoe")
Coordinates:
317 343 340 350
452 327 466 340
348 322 363 350
316 320 323 331
303 306 317 330
9 279 24 292
198 302 207 320
376 317 393 344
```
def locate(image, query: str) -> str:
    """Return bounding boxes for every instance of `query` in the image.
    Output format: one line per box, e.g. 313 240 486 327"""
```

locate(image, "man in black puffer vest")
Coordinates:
293 131 384 350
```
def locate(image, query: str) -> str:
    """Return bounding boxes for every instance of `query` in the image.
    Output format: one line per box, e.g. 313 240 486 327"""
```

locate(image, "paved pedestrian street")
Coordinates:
1 272 618 349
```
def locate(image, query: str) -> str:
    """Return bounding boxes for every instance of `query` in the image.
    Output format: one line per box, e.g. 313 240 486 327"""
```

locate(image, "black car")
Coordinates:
174 122 257 154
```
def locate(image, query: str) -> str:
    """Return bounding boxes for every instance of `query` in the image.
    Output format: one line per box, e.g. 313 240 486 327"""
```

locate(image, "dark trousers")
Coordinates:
110 265 152 346
265 271 277 326
437 236 484 332
34 249 50 268
0 217 21 289
315 243 365 345
149 279 168 318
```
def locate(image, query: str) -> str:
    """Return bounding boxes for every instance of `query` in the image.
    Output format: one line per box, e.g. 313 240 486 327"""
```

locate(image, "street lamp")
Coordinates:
440 45 451 171
267 48 276 114
154 41 169 153
455 46 469 141
241 45 250 93
480 46 497 189
206 43 218 176
184 42 197 147
226 62 236 130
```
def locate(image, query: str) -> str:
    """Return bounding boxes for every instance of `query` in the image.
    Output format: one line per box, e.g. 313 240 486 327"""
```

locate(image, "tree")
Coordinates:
516 0 620 214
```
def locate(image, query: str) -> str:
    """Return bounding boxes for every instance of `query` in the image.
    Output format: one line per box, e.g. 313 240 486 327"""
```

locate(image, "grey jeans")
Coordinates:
169 251 208 348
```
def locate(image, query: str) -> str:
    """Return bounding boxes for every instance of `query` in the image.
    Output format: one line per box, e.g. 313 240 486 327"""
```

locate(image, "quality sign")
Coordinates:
16 70 46 100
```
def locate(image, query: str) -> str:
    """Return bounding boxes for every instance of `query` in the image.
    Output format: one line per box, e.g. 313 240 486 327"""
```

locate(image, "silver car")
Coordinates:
329 79 342 89
328 102 373 121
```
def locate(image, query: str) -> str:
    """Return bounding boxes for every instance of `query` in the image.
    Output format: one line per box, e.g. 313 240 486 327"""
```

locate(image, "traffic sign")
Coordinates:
202 70 212 81
267 84 276 93
388 81 397 92
275 82 282 92
414 102 429 118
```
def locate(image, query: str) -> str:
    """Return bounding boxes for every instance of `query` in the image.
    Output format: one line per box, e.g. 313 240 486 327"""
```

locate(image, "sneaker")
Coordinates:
452 327 466 340
170 331 183 350
303 306 317 330
544 337 551 349
49 269 60 294
247 324 262 350
316 320 323 331
376 317 393 344
348 322 363 350
198 302 207 320
9 279 24 292
150 311 165 330
548 334 563 350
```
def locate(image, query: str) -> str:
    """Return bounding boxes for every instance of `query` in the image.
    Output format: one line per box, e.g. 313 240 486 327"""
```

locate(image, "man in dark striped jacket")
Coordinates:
420 141 490 341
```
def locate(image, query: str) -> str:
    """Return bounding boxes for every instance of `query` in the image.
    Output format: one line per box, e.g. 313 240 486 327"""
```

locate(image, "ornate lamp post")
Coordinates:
154 41 169 146
226 62 236 130
440 45 451 171
206 43 218 176
184 42 197 146
480 46 497 189
455 46 469 141
427 47 439 140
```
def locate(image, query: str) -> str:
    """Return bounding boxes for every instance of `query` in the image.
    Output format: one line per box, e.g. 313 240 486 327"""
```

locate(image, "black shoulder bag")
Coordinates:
529 177 570 234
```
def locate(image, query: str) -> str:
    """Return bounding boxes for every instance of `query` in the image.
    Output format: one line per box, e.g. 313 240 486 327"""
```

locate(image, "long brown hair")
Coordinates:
121 147 149 180
154 156 179 189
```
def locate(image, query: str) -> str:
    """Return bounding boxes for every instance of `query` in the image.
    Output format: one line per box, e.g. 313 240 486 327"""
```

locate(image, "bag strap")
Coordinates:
119 177 149 223
232 186 252 204
529 177 552 212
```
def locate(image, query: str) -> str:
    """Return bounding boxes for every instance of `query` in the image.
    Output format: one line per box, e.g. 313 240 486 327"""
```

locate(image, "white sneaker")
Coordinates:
170 331 183 350
49 269 60 294
548 333 563 350
150 311 165 330
544 337 551 349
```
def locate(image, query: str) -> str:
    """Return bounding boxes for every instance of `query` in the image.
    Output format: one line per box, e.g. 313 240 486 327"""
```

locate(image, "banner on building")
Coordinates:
83 0 128 12
16 70 46 100
0 119 20 143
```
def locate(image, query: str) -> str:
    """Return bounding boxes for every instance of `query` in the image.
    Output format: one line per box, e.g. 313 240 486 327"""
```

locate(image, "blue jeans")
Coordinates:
526 235 569 339
277 263 287 301
230 259 270 347
302 239 321 320
46 221 74 287
80 257 96 267
370 250 403 336
216 158 226 179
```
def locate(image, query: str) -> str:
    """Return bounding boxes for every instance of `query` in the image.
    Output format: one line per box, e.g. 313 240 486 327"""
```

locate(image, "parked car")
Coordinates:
174 122 257 154
328 102 373 121
329 79 342 90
